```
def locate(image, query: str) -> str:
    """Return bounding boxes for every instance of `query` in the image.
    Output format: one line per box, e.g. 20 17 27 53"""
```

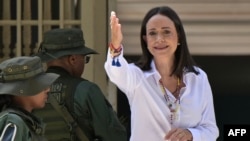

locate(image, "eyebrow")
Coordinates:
147 27 171 31
162 27 170 29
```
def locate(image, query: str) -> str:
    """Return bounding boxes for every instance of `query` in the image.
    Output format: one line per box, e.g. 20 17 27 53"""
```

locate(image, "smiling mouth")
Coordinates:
154 46 168 50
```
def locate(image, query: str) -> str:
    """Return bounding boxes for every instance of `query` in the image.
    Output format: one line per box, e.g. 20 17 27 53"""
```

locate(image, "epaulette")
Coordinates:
0 122 17 141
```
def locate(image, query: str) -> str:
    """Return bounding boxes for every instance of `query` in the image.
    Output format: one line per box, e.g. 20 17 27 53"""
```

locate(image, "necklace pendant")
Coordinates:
168 103 172 108
159 77 181 124
173 112 179 121
170 109 176 112
168 102 176 111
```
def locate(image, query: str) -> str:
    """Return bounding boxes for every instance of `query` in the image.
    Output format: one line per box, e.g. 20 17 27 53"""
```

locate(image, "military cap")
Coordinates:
0 56 59 96
36 28 98 62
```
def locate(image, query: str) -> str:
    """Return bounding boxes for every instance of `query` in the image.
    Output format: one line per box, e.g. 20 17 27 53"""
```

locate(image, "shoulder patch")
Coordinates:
49 82 66 104
0 123 17 141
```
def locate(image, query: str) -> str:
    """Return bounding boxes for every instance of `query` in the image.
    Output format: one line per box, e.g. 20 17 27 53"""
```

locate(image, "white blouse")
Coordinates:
104 49 219 141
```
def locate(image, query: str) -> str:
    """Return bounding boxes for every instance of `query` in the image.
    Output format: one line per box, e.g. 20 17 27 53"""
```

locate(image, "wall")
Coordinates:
115 0 250 55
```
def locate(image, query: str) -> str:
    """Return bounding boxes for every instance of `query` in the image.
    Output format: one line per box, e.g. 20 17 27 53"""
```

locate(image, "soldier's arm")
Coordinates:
0 113 30 141
74 81 126 141
0 122 17 141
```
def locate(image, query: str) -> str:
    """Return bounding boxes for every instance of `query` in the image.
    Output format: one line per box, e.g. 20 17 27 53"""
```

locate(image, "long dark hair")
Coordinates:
0 95 13 111
135 6 199 79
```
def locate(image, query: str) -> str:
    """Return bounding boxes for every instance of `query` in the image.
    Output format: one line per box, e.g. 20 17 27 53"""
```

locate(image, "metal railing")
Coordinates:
0 0 85 61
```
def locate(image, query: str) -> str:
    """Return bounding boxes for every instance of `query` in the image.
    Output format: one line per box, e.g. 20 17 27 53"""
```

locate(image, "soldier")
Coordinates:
35 28 127 141
0 56 59 141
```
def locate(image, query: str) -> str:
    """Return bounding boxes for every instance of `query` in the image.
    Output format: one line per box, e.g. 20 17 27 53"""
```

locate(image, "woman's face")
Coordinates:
29 88 50 109
13 87 50 112
144 14 178 59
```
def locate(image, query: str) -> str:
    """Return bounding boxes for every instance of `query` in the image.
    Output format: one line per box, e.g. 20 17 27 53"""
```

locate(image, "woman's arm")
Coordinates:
104 11 142 96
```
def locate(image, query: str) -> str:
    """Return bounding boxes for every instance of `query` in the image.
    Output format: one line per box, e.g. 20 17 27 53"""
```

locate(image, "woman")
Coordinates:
105 6 219 141
0 56 59 141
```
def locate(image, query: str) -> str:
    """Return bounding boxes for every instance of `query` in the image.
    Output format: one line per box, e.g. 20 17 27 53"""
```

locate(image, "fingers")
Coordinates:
110 11 121 33
111 11 115 16
109 11 123 48
110 11 119 29
165 128 177 139
167 128 183 141
165 128 192 141
110 11 115 29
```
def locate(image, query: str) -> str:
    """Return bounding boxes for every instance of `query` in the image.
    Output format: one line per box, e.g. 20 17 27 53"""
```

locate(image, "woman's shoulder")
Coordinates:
0 111 31 140
0 110 26 126
184 66 208 78
194 66 207 75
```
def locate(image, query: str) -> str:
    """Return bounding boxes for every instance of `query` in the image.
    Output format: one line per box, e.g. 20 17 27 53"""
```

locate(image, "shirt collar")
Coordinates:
144 60 161 85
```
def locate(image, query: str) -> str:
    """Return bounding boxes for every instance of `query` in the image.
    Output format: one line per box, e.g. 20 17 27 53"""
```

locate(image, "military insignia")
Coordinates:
0 123 17 141
49 82 66 104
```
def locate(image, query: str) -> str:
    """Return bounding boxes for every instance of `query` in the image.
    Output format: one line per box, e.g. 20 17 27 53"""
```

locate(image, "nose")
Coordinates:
156 34 165 42
45 87 51 93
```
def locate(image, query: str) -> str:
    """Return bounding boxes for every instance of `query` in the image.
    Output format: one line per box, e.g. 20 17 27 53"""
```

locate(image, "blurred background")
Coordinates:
0 0 250 140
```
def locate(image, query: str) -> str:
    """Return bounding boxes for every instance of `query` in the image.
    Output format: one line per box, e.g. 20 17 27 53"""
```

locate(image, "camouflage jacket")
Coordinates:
34 66 127 141
0 107 47 141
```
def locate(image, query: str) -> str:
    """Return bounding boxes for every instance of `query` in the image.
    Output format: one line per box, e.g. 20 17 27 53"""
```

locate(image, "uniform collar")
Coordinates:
47 66 70 75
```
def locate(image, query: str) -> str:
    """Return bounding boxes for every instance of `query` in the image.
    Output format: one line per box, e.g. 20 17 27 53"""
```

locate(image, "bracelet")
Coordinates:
109 43 122 53
109 42 122 57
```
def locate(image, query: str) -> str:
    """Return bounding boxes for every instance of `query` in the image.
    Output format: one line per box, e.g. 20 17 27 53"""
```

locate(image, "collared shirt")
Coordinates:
105 49 219 141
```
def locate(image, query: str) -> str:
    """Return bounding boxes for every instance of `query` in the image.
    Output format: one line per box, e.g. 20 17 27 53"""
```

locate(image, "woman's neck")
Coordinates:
154 56 180 95
154 56 175 78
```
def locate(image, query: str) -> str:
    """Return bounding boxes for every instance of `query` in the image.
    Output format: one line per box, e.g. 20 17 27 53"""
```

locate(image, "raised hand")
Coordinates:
110 11 123 49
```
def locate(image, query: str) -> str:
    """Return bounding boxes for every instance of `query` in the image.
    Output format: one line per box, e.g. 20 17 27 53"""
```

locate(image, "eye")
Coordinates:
148 31 157 36
163 30 171 35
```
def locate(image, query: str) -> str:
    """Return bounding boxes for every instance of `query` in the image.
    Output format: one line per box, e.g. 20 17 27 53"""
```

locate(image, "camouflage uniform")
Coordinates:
0 56 59 141
0 108 47 141
35 28 127 141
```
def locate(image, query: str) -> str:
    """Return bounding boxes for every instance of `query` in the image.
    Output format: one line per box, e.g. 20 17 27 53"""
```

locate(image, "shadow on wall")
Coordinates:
117 55 250 141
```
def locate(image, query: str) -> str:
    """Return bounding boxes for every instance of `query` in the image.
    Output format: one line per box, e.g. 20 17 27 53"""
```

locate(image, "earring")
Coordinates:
177 43 180 45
